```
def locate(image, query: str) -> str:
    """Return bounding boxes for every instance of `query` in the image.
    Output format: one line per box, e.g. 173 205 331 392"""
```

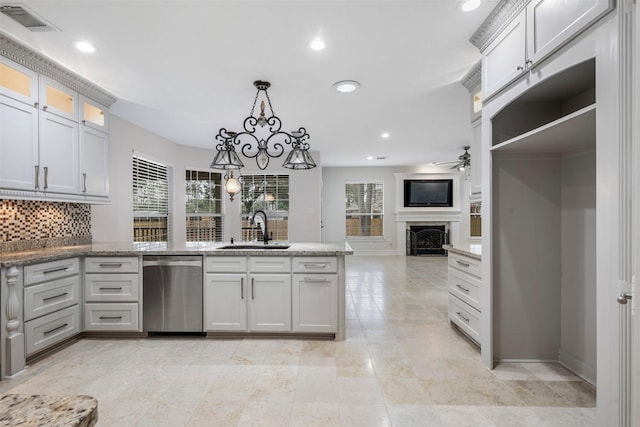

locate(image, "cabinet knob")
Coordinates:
525 59 533 66
517 65 524 71
617 293 632 305
42 105 48 111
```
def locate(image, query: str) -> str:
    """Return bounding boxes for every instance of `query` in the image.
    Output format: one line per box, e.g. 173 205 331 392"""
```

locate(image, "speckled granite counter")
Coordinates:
443 243 481 260
0 394 97 426
0 241 353 267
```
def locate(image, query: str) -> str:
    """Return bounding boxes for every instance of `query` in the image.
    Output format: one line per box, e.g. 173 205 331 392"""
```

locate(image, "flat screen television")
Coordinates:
404 179 453 207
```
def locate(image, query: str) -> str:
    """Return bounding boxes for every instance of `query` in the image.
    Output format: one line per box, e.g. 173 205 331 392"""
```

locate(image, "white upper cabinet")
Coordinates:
39 76 78 121
481 0 613 99
0 56 38 106
0 96 39 191
39 112 79 194
526 0 612 65
0 47 113 202
79 126 109 197
483 12 527 99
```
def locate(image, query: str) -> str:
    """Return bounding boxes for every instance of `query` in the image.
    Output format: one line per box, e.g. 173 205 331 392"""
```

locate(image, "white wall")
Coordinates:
560 147 596 383
92 115 321 244
321 165 468 255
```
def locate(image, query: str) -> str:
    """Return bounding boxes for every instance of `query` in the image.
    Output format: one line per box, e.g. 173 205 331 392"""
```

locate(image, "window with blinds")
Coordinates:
186 169 224 242
240 174 289 242
345 182 384 238
133 155 170 242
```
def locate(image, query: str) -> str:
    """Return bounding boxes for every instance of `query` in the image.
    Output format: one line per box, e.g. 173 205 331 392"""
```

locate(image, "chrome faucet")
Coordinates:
250 210 270 245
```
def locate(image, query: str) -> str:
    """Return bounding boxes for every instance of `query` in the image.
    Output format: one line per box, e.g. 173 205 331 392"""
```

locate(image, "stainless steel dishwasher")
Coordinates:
142 255 203 334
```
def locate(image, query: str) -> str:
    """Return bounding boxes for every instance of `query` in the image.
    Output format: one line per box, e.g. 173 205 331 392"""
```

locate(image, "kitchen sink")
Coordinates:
217 244 291 250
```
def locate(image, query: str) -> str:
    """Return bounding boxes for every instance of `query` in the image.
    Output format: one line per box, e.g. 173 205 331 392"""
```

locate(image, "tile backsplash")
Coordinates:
0 200 91 251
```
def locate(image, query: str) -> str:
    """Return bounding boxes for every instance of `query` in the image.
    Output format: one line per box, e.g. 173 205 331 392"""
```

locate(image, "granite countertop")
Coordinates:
443 243 481 260
0 394 97 427
0 241 354 267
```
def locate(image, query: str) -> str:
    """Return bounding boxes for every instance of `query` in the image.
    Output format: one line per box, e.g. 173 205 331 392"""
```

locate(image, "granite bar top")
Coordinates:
0 394 97 427
443 244 481 260
0 241 354 267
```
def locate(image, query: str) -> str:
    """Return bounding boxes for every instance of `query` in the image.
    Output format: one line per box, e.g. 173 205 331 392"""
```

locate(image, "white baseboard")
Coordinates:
558 349 596 385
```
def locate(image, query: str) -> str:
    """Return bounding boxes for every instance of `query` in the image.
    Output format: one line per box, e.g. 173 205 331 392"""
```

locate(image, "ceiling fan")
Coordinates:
436 146 471 171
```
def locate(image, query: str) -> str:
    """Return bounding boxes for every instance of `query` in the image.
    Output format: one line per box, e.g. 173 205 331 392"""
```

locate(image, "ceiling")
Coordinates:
0 1 494 167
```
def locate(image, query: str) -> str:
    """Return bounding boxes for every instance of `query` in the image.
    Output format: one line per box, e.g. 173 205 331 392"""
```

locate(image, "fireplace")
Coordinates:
406 225 449 256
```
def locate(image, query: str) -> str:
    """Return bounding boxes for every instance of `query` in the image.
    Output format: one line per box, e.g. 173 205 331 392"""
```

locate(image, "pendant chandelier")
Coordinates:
211 80 317 171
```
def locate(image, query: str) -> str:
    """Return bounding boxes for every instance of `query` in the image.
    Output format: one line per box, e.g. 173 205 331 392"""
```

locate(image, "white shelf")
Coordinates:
491 104 596 153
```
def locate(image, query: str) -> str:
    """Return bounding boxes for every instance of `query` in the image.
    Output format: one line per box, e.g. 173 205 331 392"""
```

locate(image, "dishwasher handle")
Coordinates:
143 260 202 268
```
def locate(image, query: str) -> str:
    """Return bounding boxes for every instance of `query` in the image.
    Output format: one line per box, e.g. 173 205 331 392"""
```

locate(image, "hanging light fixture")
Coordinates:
211 80 317 170
223 171 242 202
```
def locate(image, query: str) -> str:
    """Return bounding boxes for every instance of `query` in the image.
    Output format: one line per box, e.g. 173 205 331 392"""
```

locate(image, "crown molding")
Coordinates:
0 32 117 107
469 0 530 52
461 61 482 92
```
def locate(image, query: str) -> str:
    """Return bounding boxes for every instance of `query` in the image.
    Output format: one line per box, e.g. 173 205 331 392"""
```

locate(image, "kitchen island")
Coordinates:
0 241 352 379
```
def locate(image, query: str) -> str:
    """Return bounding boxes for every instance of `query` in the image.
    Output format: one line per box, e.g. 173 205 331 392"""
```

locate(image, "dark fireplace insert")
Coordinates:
406 225 449 256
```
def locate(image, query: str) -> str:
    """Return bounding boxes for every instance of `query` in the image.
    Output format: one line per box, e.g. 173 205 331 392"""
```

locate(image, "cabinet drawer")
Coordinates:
25 258 80 285
249 257 291 273
448 294 481 345
206 256 248 273
85 273 140 302
85 256 139 273
84 303 139 331
292 257 337 274
448 253 481 278
448 268 481 311
24 275 81 321
25 305 80 356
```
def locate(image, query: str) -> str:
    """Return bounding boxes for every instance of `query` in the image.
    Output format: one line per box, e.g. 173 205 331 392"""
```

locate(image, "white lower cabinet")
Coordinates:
292 274 337 333
84 256 140 331
23 257 82 357
249 274 291 332
205 255 339 335
447 251 482 346
205 274 247 331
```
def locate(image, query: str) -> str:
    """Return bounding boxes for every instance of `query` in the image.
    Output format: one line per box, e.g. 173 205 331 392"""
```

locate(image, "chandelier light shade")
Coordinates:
210 131 244 170
211 80 317 170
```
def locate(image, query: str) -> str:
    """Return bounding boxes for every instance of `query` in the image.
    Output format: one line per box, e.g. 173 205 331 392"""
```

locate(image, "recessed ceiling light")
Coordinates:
74 41 95 53
459 0 481 11
310 38 325 51
333 80 360 93
367 156 374 160
381 132 390 138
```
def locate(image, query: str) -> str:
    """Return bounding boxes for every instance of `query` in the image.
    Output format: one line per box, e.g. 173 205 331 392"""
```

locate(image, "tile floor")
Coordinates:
0 255 596 426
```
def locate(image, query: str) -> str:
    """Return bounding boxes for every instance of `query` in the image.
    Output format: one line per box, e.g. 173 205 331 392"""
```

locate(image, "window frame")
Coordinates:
185 168 225 242
345 181 384 240
240 173 290 242
132 155 171 243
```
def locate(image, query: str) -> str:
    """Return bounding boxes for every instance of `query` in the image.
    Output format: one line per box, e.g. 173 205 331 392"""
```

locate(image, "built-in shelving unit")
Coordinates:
490 58 597 384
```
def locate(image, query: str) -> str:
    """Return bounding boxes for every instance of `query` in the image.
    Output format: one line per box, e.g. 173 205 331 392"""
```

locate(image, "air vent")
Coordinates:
0 4 56 32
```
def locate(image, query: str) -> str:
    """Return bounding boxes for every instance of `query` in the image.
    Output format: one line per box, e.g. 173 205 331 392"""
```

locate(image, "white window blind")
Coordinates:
133 155 170 242
345 182 384 238
186 169 224 242
240 174 289 242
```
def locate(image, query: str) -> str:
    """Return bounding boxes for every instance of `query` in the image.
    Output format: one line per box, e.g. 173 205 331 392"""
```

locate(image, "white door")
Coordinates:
292 274 337 333
0 97 39 191
204 274 247 331
249 274 291 332
39 113 79 194
482 11 527 99
79 126 109 197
